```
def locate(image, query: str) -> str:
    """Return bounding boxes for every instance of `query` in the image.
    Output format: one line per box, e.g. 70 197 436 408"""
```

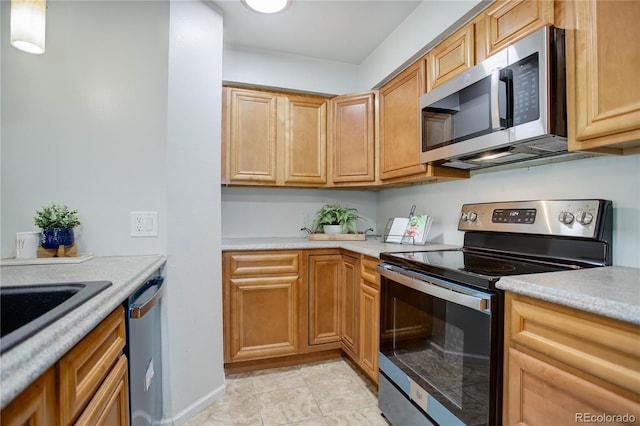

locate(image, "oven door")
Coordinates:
376 263 501 426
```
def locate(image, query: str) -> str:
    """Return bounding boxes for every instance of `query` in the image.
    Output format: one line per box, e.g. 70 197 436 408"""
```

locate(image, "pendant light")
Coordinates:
10 0 46 54
242 0 290 14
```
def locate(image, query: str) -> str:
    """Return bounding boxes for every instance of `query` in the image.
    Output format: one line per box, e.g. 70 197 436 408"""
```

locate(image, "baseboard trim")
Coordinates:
168 383 225 425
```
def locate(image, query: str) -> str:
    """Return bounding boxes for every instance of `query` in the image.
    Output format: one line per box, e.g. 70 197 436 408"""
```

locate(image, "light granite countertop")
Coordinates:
497 266 640 325
222 236 460 258
0 255 167 409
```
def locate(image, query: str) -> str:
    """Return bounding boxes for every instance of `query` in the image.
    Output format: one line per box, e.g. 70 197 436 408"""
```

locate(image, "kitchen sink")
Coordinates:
0 281 112 354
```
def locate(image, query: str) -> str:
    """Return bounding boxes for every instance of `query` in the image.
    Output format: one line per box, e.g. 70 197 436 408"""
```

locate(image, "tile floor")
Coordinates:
184 357 390 426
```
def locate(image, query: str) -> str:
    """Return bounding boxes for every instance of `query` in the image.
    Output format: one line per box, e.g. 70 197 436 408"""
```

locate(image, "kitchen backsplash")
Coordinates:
222 154 640 268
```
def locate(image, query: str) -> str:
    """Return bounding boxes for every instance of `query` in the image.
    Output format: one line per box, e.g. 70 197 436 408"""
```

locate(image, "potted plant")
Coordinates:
34 202 81 249
310 204 364 234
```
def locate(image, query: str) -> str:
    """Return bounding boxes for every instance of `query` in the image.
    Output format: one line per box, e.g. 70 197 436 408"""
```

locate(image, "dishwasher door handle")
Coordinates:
130 277 165 319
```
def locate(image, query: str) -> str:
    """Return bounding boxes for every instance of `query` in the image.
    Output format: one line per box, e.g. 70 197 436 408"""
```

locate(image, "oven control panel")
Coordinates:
458 199 611 238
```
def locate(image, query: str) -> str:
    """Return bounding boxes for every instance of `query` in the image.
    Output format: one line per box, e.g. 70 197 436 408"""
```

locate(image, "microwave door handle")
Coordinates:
491 68 513 130
490 69 502 130
500 69 513 128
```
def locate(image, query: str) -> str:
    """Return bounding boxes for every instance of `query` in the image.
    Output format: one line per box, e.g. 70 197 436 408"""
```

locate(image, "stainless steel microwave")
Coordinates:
419 26 567 170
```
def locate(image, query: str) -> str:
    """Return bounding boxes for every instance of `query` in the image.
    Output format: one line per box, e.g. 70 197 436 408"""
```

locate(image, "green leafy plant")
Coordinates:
34 203 81 229
310 204 364 234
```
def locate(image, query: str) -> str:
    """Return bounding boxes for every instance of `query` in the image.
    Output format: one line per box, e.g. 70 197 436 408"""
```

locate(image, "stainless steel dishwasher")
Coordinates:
125 269 165 426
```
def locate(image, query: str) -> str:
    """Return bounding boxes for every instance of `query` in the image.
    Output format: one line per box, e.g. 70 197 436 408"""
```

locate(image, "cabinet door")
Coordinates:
227 275 300 361
359 280 379 384
75 354 130 426
379 61 428 180
280 94 328 185
340 255 359 357
426 22 475 91
506 348 640 425
566 0 640 153
1 367 57 426
226 88 279 184
482 0 554 57
308 254 341 345
329 92 377 184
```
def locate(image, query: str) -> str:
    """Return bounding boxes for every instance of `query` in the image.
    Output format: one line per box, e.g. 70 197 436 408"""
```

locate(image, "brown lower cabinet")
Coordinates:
504 292 640 425
1 306 129 426
358 256 380 384
223 250 380 383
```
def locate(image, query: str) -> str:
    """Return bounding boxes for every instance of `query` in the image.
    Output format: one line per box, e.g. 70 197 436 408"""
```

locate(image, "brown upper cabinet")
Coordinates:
379 60 469 184
564 0 640 154
379 61 428 181
223 87 328 187
425 21 476 91
223 0 639 189
328 91 378 186
479 0 554 60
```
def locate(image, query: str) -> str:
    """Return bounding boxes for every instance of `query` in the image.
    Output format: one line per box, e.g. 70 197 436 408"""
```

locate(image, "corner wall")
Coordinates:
0 0 168 257
166 0 224 422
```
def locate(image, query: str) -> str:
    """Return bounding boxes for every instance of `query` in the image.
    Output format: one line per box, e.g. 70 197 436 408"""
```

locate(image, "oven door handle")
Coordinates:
376 264 492 312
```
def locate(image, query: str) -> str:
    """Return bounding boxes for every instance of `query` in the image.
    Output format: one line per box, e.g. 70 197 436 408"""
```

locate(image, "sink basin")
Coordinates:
0 281 112 354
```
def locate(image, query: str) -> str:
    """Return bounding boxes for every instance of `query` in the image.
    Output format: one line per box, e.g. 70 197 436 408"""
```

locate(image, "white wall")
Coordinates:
222 0 486 94
377 155 640 268
1 0 168 257
358 0 487 89
223 46 359 96
1 1 225 423
221 187 378 237
166 1 225 422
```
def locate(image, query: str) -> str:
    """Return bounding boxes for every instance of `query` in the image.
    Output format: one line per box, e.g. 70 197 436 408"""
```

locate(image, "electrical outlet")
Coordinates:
130 211 158 237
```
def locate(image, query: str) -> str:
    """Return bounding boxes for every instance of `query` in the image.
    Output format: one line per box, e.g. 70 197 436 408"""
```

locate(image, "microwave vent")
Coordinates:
527 138 568 152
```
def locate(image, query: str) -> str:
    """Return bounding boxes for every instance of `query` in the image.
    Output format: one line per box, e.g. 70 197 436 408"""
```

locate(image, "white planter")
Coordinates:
323 225 342 234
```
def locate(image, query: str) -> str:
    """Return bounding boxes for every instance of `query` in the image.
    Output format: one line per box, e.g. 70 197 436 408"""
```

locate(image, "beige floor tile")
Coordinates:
258 386 323 425
282 418 329 426
184 394 262 426
299 359 358 385
184 357 385 426
281 418 328 426
324 406 390 426
253 365 307 393
308 381 378 416
225 373 256 396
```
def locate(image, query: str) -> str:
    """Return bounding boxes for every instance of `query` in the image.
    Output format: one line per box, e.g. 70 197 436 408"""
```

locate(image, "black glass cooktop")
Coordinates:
380 249 579 290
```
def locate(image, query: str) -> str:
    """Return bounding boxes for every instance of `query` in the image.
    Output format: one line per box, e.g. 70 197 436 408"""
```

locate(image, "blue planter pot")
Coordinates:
40 228 75 249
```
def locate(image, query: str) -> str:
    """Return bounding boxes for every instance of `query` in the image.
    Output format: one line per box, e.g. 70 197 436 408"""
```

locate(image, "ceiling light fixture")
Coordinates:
10 0 46 54
242 0 290 14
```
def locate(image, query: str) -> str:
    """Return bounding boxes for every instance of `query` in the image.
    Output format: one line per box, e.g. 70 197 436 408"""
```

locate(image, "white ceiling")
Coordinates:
211 0 423 65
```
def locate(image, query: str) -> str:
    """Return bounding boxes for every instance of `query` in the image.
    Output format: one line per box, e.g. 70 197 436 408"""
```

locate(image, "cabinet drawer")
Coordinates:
228 251 300 276
508 294 640 395
59 306 126 425
360 256 379 289
507 347 639 425
75 354 129 426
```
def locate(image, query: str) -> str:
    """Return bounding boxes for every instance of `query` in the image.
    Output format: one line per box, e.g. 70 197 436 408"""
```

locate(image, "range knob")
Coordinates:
459 212 469 221
467 212 478 222
558 211 575 225
576 210 594 225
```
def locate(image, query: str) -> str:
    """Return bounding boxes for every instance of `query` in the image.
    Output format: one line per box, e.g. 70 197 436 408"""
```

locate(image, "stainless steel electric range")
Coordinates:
376 199 613 426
